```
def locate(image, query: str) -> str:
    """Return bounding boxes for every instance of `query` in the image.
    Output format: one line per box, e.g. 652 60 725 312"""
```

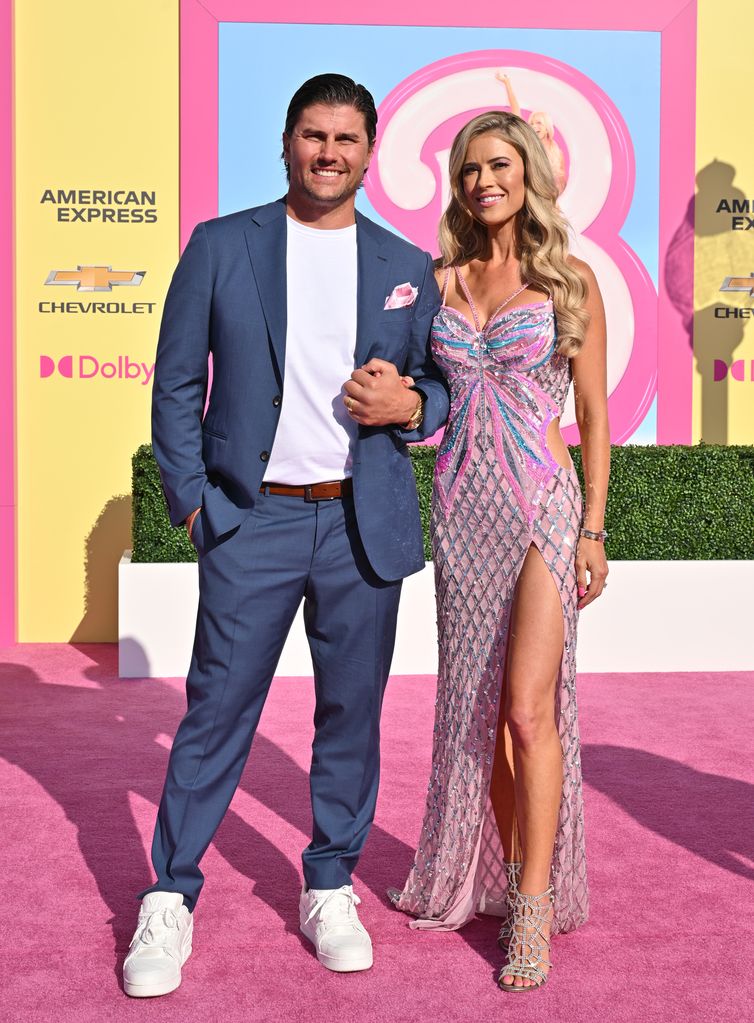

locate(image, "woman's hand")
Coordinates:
495 71 520 116
575 538 608 609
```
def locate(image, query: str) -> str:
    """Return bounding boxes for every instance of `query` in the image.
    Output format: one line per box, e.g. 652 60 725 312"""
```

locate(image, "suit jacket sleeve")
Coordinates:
151 222 212 527
397 251 449 441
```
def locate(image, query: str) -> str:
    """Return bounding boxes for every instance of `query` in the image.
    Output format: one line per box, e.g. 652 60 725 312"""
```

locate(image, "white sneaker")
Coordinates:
123 892 193 997
299 884 373 972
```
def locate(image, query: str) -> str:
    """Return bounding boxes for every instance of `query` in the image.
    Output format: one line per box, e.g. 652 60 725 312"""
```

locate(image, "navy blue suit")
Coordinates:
144 199 449 909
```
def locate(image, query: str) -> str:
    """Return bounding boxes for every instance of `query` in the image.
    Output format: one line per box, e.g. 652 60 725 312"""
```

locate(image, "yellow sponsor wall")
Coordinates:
9 0 752 642
14 0 178 640
694 0 754 443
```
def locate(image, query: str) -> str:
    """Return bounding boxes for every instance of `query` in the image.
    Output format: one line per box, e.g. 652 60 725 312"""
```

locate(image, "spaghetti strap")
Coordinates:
454 267 530 333
454 267 482 332
487 282 530 325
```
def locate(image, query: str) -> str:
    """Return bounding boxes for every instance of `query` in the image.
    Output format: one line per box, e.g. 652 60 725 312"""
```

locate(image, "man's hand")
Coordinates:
343 358 420 427
186 507 201 541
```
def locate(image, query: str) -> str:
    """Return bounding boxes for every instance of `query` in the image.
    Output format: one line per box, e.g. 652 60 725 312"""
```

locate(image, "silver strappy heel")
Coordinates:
497 862 521 949
498 886 554 993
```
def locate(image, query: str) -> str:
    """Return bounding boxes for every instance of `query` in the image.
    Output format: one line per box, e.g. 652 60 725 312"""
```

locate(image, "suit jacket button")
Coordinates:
260 450 269 462
272 395 281 407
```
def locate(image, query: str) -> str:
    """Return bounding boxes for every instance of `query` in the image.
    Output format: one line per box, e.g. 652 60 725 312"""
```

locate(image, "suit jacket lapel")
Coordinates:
355 211 390 366
243 200 287 376
243 204 391 373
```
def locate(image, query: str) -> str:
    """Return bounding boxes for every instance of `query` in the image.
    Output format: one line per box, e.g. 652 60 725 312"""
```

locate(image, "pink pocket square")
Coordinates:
384 282 418 310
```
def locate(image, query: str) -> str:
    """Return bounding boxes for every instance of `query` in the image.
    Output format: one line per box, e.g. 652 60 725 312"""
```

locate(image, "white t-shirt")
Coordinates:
263 216 359 484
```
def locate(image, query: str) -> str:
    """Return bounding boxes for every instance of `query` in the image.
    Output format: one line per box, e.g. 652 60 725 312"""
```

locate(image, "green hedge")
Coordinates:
131 443 754 563
572 444 754 560
131 444 197 564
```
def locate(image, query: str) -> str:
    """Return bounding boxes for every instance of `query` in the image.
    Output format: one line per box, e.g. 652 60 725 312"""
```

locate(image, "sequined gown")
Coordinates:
394 268 588 934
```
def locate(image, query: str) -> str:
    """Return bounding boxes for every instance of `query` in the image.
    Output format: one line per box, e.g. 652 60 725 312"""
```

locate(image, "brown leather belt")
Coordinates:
260 478 353 502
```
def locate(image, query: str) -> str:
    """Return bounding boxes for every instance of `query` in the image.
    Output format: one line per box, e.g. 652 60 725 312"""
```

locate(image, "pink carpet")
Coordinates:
1 644 752 1022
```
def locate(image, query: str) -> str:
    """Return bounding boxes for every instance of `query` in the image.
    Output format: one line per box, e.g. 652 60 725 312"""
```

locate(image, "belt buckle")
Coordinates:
304 484 337 502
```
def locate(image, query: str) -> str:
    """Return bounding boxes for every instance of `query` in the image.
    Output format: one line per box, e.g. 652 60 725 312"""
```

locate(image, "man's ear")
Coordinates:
282 133 290 163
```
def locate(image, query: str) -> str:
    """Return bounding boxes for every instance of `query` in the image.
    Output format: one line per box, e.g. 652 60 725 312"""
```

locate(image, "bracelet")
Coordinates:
404 390 425 431
579 527 607 542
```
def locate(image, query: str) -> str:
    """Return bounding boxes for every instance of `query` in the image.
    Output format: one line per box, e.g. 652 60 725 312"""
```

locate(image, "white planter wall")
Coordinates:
119 552 754 678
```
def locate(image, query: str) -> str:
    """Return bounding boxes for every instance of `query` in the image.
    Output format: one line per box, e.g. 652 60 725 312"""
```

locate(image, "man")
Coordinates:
123 74 448 997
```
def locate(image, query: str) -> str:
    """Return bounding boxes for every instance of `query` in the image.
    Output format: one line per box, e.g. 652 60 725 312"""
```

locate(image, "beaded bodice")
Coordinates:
432 269 571 521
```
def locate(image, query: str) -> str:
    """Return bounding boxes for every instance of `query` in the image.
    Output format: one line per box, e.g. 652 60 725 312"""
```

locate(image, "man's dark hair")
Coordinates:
283 74 378 175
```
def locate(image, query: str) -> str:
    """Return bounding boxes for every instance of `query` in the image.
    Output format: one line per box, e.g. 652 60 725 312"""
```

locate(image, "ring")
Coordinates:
346 397 355 412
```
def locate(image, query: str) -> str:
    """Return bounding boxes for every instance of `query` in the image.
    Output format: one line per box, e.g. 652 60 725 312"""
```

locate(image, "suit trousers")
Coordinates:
141 489 402 911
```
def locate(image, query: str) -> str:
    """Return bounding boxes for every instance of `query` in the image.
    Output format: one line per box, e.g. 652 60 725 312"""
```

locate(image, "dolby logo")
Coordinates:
40 354 155 385
713 359 754 382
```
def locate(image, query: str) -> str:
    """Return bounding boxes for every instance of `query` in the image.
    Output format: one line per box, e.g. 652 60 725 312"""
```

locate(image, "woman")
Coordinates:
496 71 567 195
391 111 609 992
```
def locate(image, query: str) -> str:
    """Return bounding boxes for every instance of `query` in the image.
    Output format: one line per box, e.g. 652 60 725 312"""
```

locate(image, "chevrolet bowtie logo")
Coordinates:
44 266 146 292
720 274 754 296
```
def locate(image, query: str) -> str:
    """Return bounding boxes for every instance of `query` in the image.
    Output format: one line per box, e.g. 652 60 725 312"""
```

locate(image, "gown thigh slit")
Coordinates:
492 539 568 866
394 269 588 934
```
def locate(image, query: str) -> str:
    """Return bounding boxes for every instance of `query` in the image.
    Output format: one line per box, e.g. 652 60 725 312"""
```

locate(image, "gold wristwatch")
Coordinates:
404 389 425 431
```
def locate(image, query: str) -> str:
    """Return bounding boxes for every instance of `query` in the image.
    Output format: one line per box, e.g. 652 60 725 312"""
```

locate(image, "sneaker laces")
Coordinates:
134 906 181 952
305 886 362 930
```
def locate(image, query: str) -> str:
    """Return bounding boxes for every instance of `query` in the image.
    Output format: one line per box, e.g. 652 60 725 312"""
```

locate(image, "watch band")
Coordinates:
404 388 425 431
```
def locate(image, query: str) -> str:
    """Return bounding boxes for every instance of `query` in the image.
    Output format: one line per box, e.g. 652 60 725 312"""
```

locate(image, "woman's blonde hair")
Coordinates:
528 110 554 142
438 110 588 355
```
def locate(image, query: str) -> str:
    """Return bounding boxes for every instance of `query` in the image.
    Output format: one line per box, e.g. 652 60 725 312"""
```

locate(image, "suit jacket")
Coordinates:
152 198 449 581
